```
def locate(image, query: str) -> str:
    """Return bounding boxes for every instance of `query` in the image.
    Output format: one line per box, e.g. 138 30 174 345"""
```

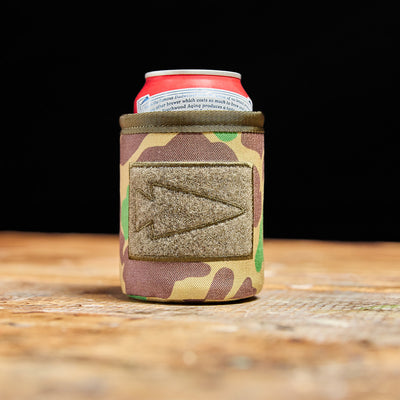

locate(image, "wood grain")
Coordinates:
1 232 399 400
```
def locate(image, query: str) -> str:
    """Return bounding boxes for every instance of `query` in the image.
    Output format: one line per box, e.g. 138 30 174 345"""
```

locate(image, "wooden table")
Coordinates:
1 232 399 400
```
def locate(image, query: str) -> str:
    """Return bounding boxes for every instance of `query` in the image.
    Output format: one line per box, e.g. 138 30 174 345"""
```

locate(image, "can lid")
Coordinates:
145 69 241 79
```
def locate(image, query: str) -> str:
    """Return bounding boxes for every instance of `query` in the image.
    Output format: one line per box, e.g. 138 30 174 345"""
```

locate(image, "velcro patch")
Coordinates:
128 162 253 261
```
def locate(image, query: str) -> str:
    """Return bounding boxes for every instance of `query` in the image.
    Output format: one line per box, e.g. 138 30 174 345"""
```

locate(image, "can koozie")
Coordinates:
119 110 264 302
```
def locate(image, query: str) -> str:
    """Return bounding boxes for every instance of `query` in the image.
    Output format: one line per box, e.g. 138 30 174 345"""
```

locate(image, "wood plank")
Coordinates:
1 232 399 400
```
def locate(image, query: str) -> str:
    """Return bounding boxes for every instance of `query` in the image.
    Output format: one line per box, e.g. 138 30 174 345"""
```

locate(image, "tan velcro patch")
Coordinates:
128 162 253 261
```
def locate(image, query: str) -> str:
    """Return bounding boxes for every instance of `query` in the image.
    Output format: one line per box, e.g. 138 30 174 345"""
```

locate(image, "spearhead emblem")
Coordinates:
132 183 245 240
128 162 253 261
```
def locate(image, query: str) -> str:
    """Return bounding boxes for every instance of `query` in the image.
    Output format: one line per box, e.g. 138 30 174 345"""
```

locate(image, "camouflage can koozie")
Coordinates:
119 111 264 302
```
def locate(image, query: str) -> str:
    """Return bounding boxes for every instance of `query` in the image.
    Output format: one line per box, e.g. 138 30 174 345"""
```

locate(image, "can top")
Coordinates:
145 69 241 79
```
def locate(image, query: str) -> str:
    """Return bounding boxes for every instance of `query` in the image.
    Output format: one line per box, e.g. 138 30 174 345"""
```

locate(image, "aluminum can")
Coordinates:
134 69 253 113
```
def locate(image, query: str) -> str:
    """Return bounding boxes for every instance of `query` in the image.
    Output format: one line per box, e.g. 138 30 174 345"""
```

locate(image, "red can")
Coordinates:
134 69 253 113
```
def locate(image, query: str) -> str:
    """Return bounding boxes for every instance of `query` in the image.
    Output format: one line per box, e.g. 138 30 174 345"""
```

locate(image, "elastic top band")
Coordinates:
120 111 264 134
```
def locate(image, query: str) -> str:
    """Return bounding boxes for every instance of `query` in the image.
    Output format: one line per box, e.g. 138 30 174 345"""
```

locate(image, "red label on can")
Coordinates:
134 70 252 113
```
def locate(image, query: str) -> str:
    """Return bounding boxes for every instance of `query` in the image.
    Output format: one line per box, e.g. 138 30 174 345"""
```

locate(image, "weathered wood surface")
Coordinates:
0 232 399 400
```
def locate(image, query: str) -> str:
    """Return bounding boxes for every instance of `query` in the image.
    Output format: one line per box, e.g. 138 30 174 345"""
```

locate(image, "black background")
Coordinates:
2 2 398 241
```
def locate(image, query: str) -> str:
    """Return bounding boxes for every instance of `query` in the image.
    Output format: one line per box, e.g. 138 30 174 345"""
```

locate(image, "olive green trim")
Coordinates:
120 110 264 134
128 254 254 262
127 295 148 302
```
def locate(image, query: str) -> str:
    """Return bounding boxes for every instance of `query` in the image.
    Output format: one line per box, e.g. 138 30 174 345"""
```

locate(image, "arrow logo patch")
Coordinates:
128 162 254 261
132 183 245 240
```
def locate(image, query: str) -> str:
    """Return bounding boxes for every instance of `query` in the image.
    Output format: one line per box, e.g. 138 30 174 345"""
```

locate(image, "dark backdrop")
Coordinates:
2 2 397 241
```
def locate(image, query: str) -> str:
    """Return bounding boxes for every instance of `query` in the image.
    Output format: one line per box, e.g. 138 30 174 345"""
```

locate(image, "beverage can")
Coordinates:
134 69 253 113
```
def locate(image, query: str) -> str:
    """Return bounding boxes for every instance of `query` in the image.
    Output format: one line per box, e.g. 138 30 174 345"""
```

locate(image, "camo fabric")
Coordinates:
120 111 264 302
